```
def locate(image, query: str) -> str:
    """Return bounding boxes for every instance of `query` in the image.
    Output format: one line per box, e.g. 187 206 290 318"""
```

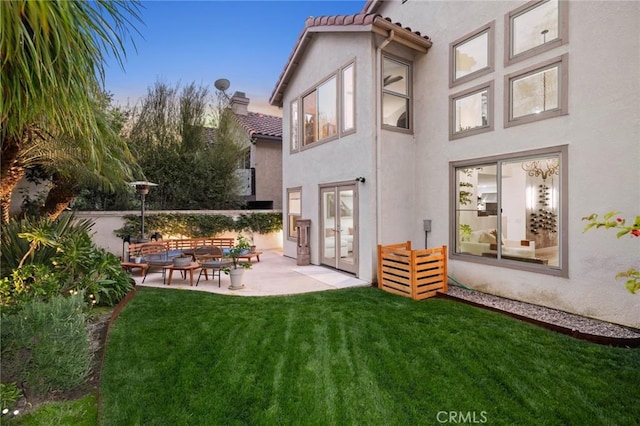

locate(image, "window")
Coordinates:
450 81 494 139
302 90 317 145
506 0 568 65
505 54 568 127
291 61 355 152
302 76 337 146
290 99 299 152
451 146 567 276
450 21 495 87
382 56 411 130
342 63 355 133
287 188 301 240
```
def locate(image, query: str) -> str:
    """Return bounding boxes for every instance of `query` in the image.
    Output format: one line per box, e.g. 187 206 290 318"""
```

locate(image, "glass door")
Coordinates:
320 185 357 274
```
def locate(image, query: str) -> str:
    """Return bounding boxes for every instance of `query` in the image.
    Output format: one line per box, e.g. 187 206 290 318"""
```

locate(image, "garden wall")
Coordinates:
72 210 284 258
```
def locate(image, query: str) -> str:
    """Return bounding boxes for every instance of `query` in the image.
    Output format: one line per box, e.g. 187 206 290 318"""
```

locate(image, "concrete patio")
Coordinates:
133 249 370 296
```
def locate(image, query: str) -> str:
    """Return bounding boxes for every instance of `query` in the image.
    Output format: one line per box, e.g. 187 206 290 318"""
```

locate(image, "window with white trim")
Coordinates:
452 146 567 276
287 188 301 241
382 56 411 130
505 54 568 127
450 81 494 140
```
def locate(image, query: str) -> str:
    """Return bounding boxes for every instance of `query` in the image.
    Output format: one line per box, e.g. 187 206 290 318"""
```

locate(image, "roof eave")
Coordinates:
269 15 431 108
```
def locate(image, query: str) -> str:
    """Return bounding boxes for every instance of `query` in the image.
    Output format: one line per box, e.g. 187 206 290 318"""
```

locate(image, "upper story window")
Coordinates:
382 56 411 131
450 21 495 87
505 54 568 127
341 63 355 133
450 81 494 140
290 99 299 152
303 76 338 146
506 0 568 65
290 61 356 152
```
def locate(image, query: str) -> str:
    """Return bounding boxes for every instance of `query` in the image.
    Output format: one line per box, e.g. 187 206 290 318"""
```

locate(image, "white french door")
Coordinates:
320 184 357 274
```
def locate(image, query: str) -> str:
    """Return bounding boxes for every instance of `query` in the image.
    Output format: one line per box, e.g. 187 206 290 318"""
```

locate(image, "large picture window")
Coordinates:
382 56 411 130
287 188 301 241
451 147 567 276
302 76 337 146
505 55 568 127
450 82 493 140
292 61 355 151
450 21 495 87
506 0 568 65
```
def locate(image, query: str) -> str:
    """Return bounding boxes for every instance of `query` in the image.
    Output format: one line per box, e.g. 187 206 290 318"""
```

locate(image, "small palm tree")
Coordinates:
0 0 142 223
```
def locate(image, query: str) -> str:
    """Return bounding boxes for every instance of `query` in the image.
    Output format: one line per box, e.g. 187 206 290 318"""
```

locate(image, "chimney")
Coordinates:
230 91 249 116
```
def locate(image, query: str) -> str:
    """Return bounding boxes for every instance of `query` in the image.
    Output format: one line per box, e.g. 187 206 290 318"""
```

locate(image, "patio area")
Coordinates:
133 249 370 296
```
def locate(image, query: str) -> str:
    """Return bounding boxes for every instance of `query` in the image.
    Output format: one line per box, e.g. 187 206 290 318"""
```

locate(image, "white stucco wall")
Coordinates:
72 210 284 258
374 0 640 327
278 1 639 326
281 32 378 281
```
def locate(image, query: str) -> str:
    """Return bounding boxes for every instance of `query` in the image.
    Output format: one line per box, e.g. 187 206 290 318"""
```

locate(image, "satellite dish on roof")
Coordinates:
214 78 230 92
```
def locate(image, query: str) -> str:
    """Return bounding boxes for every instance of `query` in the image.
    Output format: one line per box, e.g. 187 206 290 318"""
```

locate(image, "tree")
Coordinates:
122 82 249 210
0 0 142 223
38 93 140 219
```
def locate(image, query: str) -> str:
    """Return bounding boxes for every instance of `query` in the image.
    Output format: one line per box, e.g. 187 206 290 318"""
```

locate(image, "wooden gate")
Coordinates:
377 241 448 300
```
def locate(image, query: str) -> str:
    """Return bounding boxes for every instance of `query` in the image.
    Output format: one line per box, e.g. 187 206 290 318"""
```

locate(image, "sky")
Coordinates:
104 0 366 116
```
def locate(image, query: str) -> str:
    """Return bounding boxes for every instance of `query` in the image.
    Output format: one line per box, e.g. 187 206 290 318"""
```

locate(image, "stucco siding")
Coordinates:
255 139 283 209
374 0 640 326
281 32 377 280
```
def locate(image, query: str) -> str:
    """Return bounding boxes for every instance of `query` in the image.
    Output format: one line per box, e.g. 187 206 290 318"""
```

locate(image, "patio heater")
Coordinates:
129 181 157 243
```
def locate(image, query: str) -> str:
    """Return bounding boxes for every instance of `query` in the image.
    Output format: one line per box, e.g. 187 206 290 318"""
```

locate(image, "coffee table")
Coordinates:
162 262 201 286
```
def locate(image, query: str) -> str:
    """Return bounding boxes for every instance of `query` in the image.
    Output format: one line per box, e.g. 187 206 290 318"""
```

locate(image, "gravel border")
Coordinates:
442 285 640 341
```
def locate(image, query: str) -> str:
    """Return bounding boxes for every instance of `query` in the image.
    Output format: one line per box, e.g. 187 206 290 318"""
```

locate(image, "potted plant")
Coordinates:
222 235 252 290
459 224 472 242
130 248 143 264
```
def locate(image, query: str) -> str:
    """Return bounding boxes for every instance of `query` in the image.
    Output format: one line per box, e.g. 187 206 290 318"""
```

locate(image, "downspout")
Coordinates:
374 30 395 257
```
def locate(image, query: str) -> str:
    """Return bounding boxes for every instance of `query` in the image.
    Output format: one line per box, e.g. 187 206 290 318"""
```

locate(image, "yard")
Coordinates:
97 287 640 425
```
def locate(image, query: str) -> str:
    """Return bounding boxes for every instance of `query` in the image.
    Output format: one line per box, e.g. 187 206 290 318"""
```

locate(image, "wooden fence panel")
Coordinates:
378 243 447 301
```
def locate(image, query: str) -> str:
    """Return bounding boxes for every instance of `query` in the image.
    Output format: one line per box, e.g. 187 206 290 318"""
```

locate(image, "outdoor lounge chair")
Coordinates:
140 243 175 284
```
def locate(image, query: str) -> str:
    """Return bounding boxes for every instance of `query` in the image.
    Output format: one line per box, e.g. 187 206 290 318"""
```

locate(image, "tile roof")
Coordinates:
269 12 432 106
233 112 282 139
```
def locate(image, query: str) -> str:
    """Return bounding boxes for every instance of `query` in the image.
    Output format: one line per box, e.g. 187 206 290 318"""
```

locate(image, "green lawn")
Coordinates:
100 287 640 425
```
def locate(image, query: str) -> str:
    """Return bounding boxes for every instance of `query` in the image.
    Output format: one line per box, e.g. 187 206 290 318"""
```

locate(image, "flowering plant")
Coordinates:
582 211 640 294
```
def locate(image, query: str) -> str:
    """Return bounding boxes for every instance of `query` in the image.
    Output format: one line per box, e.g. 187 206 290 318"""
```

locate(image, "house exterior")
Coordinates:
230 92 283 209
270 0 640 327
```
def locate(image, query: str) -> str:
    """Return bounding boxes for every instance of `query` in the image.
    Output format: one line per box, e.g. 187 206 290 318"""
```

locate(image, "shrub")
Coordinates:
235 212 282 234
115 212 282 240
0 215 94 278
582 211 640 294
0 214 133 310
1 294 91 396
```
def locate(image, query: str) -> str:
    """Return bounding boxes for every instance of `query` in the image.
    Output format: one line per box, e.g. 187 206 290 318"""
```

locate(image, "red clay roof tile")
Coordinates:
270 12 431 106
